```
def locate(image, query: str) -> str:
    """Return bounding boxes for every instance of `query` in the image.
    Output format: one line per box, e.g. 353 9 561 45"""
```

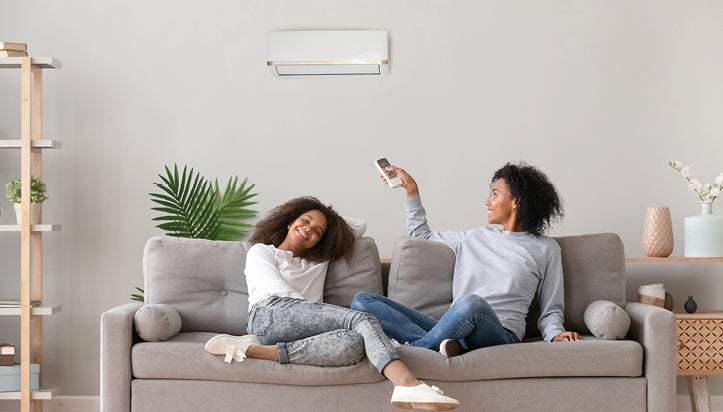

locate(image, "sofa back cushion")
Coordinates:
143 236 250 335
386 233 625 337
554 233 626 334
143 236 383 335
326 240 383 308
386 237 455 320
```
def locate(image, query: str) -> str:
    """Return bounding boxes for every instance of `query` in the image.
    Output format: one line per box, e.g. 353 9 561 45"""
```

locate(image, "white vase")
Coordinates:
641 206 674 257
684 201 723 257
13 203 41 225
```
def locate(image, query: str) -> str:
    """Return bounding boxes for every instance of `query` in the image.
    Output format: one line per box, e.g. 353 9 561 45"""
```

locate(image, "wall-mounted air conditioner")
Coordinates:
266 30 389 77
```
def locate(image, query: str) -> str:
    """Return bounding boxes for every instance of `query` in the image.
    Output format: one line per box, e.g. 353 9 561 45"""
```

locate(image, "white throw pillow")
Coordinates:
583 300 631 340
344 217 367 238
134 303 182 342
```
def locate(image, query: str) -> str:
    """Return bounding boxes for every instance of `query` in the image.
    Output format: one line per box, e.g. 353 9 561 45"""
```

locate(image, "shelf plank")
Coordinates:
0 388 57 400
0 305 62 316
0 224 62 232
0 57 62 69
676 311 723 319
626 256 723 263
0 140 62 149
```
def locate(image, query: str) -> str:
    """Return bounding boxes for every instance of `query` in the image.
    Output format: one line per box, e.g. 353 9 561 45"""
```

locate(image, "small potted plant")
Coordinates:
5 176 48 224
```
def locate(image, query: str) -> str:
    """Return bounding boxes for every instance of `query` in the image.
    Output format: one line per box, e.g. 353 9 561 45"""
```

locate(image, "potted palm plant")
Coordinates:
5 176 48 224
131 164 258 302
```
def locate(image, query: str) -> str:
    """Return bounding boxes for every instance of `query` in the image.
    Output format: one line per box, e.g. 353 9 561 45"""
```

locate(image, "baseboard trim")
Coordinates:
676 394 723 412
0 396 100 412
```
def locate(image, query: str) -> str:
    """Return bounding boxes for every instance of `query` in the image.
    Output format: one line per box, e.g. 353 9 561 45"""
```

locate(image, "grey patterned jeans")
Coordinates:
248 296 400 373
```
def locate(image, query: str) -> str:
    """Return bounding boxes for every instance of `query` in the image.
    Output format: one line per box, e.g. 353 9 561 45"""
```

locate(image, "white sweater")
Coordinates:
245 243 328 311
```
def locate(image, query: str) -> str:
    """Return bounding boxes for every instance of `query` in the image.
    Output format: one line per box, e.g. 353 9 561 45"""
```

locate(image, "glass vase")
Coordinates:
684 201 723 257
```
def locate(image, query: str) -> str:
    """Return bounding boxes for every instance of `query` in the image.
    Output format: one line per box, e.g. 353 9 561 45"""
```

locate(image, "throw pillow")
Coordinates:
134 303 182 342
344 217 367 238
583 300 630 340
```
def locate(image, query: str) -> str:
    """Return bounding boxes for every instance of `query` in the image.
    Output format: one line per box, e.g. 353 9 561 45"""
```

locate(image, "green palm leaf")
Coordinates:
149 164 258 240
213 176 258 240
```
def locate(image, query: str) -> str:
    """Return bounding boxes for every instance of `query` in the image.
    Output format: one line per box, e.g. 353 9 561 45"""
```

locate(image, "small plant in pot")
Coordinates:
5 176 48 224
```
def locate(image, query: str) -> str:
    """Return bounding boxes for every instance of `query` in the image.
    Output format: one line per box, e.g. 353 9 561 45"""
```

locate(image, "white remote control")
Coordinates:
374 157 403 188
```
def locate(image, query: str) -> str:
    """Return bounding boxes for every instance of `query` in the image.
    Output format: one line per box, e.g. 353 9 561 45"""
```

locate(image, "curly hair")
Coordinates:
492 162 564 236
248 196 355 263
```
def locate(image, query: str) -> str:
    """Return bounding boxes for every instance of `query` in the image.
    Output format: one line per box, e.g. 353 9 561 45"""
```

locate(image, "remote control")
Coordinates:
374 157 403 188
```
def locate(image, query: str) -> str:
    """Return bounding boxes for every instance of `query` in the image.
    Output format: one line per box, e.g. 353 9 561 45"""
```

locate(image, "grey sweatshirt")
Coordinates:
404 196 566 342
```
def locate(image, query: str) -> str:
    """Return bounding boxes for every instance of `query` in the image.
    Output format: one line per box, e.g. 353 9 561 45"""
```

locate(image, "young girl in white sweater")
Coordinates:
205 196 459 411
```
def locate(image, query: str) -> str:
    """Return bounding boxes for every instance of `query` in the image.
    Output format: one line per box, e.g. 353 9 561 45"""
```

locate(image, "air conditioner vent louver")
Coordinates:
267 30 389 77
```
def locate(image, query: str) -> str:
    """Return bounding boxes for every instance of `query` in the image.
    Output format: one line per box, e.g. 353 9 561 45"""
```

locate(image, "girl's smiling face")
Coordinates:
281 209 328 256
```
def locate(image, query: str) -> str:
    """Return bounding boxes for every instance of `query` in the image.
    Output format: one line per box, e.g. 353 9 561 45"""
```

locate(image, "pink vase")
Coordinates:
641 206 674 257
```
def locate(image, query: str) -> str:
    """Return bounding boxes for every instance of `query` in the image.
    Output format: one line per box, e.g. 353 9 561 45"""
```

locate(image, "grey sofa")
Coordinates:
100 233 676 412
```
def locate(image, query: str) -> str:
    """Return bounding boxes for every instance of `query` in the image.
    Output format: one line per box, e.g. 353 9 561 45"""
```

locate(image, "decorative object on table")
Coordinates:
0 344 14 366
664 292 674 311
641 206 674 257
4 176 48 225
637 283 666 308
684 201 723 257
0 363 39 392
130 164 260 302
684 296 698 313
669 161 723 257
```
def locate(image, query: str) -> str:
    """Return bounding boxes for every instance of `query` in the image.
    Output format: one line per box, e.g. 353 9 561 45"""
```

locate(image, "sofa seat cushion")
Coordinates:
132 333 641 386
131 332 384 386
396 337 642 382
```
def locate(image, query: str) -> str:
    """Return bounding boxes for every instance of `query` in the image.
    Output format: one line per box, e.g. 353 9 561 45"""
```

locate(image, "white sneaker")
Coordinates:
204 334 259 363
391 382 460 411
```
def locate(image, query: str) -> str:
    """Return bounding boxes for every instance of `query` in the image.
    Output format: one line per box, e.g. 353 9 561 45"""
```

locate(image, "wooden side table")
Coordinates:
626 256 723 412
676 312 723 412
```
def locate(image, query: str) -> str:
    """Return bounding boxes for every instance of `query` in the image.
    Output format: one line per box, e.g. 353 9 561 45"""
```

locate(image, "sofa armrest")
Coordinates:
100 302 142 412
625 302 676 412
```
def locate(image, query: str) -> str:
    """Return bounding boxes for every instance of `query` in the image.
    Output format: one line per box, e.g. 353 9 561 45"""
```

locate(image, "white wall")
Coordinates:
1 0 722 397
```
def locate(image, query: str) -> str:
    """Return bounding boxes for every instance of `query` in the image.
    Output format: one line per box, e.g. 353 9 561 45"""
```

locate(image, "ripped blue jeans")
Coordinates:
247 296 400 373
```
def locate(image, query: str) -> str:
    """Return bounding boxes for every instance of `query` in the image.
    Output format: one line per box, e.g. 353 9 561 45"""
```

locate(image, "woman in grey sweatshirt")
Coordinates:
352 162 582 357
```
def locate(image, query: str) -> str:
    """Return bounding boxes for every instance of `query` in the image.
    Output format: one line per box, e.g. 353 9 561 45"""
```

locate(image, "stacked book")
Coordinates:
0 42 28 57
0 299 40 308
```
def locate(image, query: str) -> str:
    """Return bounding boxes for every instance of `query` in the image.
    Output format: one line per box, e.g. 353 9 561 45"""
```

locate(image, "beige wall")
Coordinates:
1 0 723 397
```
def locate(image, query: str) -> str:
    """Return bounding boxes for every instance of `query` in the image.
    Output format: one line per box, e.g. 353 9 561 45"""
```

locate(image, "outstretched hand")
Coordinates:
552 331 583 342
381 166 419 197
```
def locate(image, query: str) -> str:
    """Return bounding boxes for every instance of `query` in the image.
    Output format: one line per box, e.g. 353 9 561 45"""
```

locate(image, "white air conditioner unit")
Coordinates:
266 30 389 77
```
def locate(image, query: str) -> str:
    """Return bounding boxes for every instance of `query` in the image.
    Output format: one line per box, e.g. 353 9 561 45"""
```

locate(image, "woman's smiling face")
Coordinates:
485 178 519 231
